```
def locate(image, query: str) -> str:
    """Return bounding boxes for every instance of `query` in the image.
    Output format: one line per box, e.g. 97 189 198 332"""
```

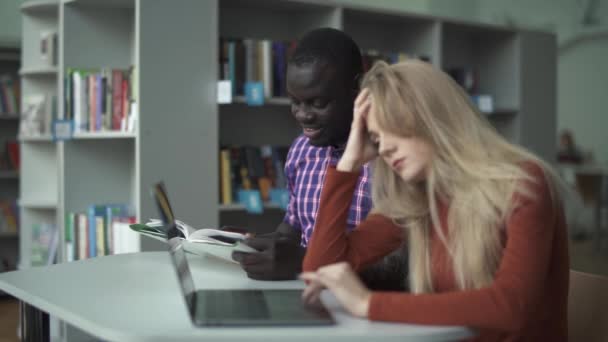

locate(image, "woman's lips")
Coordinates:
392 158 405 170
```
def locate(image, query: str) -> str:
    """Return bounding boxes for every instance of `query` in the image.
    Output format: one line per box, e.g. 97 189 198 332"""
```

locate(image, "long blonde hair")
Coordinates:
362 60 560 293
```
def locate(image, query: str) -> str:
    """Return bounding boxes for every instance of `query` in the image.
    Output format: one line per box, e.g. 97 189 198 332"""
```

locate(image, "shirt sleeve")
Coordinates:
303 166 404 272
367 164 563 333
282 139 301 231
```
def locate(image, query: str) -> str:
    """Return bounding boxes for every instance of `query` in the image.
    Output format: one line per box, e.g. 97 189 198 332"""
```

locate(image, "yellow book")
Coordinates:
220 149 232 204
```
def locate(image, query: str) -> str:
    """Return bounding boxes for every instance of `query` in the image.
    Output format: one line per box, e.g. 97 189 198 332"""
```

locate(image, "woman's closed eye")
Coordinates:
369 133 380 147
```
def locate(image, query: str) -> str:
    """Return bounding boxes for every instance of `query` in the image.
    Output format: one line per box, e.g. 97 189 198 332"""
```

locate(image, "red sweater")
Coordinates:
303 164 569 341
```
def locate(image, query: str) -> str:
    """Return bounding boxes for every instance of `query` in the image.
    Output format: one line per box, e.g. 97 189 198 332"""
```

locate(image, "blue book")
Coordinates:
228 41 236 95
88 205 106 258
272 42 286 97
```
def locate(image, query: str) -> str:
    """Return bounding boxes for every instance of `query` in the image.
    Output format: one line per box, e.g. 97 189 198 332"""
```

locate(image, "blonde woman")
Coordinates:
301 60 569 341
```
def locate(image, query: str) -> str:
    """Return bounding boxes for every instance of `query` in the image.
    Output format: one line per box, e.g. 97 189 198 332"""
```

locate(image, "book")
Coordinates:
129 219 256 263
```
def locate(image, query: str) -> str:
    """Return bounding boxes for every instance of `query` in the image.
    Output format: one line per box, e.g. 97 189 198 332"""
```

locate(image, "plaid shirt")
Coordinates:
283 135 372 247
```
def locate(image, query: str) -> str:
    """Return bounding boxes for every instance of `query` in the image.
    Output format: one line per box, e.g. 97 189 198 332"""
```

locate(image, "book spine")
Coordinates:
96 216 105 257
262 40 273 98
96 73 103 131
220 149 232 204
87 206 98 258
78 213 88 260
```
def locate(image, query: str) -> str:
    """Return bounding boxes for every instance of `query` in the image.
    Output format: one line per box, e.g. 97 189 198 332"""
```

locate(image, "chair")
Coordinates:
575 172 608 251
568 270 608 341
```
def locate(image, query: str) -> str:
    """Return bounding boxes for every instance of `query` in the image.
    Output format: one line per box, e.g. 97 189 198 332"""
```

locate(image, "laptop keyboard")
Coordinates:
203 290 270 320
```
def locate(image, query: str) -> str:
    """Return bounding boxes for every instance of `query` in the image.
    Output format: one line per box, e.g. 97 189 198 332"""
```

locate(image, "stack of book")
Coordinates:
64 67 137 133
64 204 136 262
219 145 289 205
219 38 295 98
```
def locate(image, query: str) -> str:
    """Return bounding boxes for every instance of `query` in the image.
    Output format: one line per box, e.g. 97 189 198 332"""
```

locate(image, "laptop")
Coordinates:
151 182 336 327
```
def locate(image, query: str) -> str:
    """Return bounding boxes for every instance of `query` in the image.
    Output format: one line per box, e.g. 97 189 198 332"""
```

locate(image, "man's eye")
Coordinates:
312 99 328 108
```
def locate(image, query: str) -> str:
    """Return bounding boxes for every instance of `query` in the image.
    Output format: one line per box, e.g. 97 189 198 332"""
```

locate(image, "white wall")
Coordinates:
477 0 608 163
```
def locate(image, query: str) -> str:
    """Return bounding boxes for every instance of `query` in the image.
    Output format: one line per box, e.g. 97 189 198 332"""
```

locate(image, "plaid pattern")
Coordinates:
283 135 372 247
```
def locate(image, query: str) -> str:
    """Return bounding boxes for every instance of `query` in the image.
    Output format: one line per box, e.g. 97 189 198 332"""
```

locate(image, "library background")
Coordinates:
0 0 607 341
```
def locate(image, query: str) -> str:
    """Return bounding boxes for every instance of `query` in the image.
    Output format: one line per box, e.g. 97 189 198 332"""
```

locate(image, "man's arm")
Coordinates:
358 245 409 291
232 221 306 280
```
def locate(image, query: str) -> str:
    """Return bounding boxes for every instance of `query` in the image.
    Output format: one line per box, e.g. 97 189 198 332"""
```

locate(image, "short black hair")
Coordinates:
289 28 363 89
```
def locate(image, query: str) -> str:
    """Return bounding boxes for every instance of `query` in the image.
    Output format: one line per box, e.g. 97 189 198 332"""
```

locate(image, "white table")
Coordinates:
0 252 473 342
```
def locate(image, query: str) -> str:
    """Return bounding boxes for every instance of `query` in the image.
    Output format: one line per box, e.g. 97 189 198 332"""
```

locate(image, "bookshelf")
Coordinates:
0 44 21 295
15 1 556 256
215 1 556 233
19 0 215 263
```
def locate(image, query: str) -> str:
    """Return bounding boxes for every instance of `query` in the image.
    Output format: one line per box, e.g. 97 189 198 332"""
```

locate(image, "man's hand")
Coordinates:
232 234 305 280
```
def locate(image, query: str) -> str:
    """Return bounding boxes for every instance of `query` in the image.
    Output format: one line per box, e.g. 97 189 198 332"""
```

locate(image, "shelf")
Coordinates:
0 171 19 179
0 114 20 120
229 96 291 106
219 202 284 211
0 50 20 62
21 0 58 14
72 131 137 140
19 135 53 143
484 109 518 116
18 199 57 210
0 232 18 239
64 0 134 9
19 66 58 76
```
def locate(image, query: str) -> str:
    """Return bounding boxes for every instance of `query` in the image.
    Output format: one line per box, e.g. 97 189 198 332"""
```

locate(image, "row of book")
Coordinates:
218 37 434 100
0 75 20 115
219 145 289 205
219 38 295 98
0 141 19 171
64 67 137 133
64 204 137 262
0 200 19 234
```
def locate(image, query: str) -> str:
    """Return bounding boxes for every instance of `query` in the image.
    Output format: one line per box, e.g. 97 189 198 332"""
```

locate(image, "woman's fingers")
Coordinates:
355 88 369 108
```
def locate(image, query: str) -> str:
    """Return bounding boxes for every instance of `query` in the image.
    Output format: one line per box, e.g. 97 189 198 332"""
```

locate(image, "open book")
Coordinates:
129 219 256 263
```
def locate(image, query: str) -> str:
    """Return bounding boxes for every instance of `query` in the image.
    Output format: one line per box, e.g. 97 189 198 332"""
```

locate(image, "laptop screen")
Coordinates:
151 182 197 314
168 238 197 303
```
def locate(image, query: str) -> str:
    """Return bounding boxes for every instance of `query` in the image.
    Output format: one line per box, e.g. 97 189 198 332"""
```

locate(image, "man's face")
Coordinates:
286 62 354 147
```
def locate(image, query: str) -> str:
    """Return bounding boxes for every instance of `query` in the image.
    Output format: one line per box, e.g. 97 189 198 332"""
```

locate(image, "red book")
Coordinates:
111 70 123 130
6 141 19 170
121 79 129 130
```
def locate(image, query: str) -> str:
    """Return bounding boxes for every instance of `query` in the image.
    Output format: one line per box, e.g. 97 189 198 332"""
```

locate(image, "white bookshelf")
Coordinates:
19 66 58 76
21 0 60 14
215 0 556 233
72 131 137 139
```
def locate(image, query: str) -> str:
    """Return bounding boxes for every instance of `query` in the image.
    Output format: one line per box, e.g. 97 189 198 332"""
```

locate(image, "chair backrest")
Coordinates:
575 173 603 206
568 270 608 341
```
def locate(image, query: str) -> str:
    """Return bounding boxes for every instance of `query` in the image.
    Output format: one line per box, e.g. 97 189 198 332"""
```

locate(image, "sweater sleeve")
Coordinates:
302 167 404 273
368 164 561 333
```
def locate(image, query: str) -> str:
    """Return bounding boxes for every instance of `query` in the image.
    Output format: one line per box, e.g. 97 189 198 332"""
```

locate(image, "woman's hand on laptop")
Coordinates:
300 262 371 318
